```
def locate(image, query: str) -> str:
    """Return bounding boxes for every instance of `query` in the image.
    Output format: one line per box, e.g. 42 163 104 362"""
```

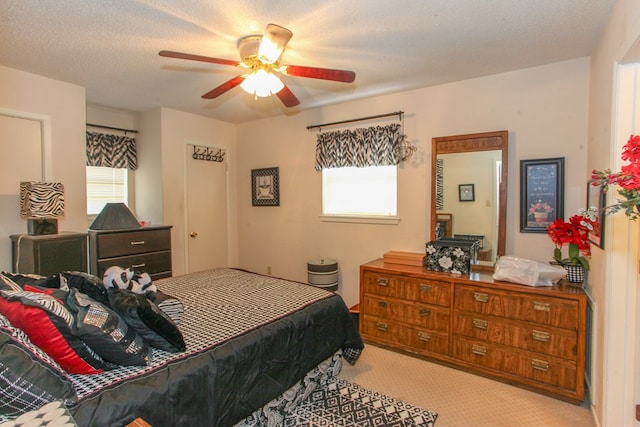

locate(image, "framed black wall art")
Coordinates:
520 157 564 232
251 167 280 206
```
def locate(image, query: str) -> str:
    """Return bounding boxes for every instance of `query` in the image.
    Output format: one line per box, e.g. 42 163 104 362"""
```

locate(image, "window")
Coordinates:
321 165 398 223
86 166 128 215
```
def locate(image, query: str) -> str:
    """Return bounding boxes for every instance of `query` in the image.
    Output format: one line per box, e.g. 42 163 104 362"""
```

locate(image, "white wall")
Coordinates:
157 108 238 276
0 65 87 271
236 57 590 308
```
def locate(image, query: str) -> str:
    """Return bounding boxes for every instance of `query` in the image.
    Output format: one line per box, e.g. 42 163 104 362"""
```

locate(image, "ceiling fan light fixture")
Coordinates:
240 68 284 98
258 38 284 64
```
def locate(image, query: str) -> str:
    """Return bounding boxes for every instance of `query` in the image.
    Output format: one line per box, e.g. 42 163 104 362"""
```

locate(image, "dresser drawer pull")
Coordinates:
533 301 551 312
473 292 489 303
531 330 550 342
376 322 388 332
130 240 146 246
377 278 389 287
417 332 431 342
378 300 388 308
131 263 146 269
473 319 488 330
418 308 431 317
531 359 550 371
471 344 487 356
420 284 433 293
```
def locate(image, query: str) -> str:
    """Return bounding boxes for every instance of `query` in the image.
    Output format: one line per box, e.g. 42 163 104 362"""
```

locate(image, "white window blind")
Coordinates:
86 166 128 215
322 165 397 217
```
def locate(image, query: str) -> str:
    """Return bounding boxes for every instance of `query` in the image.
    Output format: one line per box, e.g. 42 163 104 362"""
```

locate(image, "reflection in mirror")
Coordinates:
431 131 508 267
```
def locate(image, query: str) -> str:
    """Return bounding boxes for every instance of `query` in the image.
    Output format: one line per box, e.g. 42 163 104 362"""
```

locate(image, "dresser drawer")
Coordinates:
362 295 449 333
362 271 450 306
97 251 172 280
453 313 578 361
95 228 171 258
362 315 449 355
453 336 577 391
454 285 579 329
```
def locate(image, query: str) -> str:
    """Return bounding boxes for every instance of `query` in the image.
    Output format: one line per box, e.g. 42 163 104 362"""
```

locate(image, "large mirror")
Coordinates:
430 130 508 268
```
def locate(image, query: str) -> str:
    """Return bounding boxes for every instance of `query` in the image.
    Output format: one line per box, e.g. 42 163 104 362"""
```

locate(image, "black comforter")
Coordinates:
67 268 363 426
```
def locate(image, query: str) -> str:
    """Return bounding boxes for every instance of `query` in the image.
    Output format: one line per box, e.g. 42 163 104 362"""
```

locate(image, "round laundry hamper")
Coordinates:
307 258 339 292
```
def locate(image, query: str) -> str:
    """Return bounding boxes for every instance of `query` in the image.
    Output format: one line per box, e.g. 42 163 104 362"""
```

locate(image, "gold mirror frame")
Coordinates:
430 130 508 267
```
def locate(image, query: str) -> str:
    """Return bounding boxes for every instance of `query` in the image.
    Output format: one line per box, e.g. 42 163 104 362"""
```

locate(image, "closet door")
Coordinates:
0 114 43 272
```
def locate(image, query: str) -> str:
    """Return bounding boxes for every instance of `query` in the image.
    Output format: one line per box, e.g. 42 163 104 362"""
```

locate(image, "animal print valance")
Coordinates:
86 131 137 170
314 123 401 170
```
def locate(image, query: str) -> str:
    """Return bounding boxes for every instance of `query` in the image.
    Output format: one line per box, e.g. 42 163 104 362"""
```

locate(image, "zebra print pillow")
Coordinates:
0 289 104 374
1 288 150 370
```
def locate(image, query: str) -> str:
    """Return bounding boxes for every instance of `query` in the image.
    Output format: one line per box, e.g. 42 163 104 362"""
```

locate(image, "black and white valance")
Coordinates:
86 131 137 170
314 123 401 170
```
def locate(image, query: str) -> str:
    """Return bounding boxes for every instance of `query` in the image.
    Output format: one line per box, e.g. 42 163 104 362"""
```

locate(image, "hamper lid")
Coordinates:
307 258 338 271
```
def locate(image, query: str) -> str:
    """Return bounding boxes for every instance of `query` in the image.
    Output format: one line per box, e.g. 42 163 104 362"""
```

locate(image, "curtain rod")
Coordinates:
86 123 139 134
306 111 403 131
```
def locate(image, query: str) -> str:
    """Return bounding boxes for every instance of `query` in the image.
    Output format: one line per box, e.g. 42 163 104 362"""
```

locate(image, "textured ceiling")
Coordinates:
0 0 615 124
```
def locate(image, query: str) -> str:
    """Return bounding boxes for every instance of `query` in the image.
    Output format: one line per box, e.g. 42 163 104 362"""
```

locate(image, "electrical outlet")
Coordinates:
267 266 272 275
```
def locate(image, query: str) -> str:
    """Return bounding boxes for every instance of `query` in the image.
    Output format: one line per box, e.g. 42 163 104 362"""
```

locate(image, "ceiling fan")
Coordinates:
159 24 356 108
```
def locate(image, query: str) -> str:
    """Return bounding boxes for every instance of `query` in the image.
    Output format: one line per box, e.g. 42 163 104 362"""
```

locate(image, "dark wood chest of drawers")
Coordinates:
360 258 587 403
88 226 172 281
10 232 88 275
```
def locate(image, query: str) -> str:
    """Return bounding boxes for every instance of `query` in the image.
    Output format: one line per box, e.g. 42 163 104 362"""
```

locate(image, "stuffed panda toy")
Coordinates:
103 266 157 298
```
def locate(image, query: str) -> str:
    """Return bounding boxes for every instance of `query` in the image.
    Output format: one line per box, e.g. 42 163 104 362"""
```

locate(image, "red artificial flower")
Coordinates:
621 134 640 163
590 134 640 220
547 213 594 267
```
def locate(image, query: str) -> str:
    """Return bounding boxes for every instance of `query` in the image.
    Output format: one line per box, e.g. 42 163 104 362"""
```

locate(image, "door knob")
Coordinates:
190 232 198 238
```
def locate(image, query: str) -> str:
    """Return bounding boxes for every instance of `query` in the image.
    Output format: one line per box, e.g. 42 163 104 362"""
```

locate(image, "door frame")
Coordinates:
182 140 230 273
0 108 51 180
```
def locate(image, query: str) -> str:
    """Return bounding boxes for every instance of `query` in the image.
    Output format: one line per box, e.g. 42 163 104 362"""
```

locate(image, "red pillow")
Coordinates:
0 293 103 374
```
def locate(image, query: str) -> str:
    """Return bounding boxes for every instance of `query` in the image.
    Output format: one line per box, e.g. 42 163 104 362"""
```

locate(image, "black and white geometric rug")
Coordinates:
283 378 438 427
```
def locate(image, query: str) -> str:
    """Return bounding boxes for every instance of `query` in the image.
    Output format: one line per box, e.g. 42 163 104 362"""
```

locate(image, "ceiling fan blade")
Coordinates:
276 84 300 108
202 75 245 99
283 65 356 83
159 50 240 67
258 24 293 63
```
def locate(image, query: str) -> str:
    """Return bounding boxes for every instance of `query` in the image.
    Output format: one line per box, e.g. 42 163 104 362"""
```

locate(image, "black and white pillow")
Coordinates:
108 289 186 353
0 313 77 419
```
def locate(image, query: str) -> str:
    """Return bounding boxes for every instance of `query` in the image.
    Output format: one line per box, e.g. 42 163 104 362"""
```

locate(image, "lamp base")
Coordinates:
27 219 58 235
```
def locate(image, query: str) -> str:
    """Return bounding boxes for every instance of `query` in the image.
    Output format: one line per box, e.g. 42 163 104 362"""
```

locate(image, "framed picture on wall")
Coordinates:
458 184 475 201
520 157 564 233
251 167 280 206
587 180 606 248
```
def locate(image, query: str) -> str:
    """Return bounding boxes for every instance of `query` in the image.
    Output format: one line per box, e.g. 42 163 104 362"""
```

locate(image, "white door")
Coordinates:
185 144 228 273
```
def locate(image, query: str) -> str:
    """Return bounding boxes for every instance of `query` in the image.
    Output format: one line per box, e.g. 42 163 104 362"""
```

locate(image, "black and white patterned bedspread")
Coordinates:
67 268 363 427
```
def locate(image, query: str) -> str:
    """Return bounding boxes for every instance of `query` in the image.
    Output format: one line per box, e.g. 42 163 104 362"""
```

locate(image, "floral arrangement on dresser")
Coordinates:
547 207 597 282
591 133 640 220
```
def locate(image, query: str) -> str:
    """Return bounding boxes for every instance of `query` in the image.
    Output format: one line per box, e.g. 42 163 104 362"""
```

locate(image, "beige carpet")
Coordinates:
339 344 595 427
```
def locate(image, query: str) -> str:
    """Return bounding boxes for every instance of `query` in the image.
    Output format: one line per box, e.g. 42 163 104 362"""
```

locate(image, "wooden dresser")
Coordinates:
360 259 587 403
88 226 172 281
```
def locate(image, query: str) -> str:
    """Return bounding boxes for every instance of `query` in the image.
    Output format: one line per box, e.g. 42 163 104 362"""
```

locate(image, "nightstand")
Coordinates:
10 232 88 275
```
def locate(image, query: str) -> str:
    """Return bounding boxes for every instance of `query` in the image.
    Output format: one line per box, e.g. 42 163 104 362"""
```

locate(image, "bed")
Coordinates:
0 268 363 426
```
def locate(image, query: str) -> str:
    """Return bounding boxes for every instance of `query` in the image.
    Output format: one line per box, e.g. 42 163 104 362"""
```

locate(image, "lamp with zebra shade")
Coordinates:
19 181 65 235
